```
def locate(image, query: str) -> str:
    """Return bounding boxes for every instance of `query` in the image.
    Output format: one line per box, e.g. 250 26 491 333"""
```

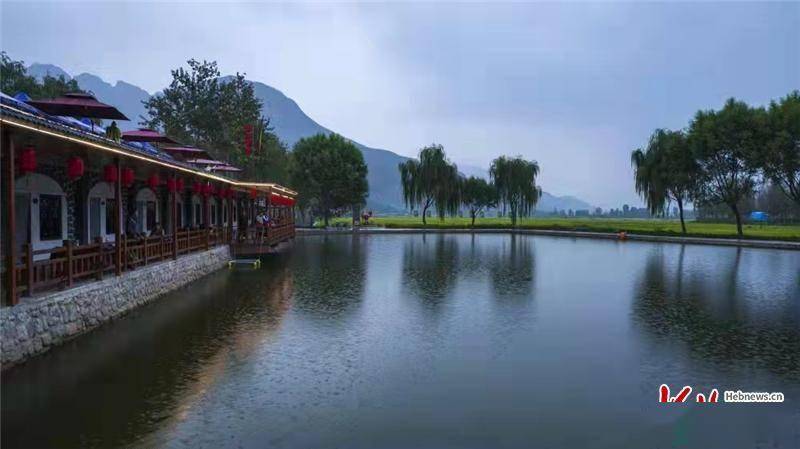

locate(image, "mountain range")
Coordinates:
26 63 591 213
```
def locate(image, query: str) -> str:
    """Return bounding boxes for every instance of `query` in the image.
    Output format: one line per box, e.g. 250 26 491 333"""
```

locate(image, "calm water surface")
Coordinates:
2 234 800 448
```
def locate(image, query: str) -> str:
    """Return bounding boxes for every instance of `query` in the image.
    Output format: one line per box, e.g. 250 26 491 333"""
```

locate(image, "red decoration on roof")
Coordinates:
67 157 84 180
121 168 135 187
148 174 161 190
244 124 254 156
19 145 37 174
103 164 118 183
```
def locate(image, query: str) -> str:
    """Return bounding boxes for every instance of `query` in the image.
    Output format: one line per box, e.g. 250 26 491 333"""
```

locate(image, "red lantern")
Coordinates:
19 145 37 174
192 181 202 195
176 178 185 191
148 174 160 190
103 164 118 183
249 188 258 199
121 168 135 187
166 178 177 192
202 183 213 197
67 157 85 180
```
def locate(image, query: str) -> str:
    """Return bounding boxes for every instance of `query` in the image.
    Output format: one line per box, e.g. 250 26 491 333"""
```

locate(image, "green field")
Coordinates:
317 216 800 241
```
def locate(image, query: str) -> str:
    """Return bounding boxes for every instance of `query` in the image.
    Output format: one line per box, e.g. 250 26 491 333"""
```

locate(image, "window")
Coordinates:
106 199 116 235
39 194 62 240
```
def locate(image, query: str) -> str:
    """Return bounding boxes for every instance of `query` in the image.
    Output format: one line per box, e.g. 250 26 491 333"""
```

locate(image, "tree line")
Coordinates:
399 144 541 227
632 92 799 236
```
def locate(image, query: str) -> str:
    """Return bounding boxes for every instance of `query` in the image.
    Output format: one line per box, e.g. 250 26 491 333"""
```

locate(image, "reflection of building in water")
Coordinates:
631 246 800 381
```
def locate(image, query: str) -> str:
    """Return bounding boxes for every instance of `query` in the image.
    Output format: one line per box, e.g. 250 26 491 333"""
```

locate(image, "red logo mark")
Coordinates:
659 384 718 403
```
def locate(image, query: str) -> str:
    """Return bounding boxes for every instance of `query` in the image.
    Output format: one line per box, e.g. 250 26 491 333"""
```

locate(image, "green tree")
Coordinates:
762 91 800 205
688 98 766 236
490 156 542 226
461 176 497 227
1 52 82 99
631 129 697 233
141 59 284 181
290 133 368 227
398 144 461 225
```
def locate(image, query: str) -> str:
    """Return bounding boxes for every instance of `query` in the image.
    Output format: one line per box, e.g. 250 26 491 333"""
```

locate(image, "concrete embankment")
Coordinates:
297 227 800 251
1 246 231 368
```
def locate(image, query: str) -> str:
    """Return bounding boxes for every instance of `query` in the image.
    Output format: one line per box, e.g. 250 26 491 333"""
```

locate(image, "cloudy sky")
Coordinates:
2 1 798 207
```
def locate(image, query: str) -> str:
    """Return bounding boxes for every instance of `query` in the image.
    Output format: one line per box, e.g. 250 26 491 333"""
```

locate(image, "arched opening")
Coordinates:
134 188 159 235
15 173 68 255
190 194 203 228
87 182 117 242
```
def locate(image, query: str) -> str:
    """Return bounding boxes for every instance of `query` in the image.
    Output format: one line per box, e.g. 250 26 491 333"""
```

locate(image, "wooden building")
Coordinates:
1 93 296 306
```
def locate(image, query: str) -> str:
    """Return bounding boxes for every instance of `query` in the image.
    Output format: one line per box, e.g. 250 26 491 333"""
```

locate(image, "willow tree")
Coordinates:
688 99 764 236
490 156 542 226
762 91 800 205
398 144 461 225
631 129 697 233
461 176 497 227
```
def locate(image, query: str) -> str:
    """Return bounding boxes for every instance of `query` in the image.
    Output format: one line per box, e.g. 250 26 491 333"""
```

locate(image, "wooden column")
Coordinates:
172 177 178 260
227 196 234 243
3 131 17 305
115 158 122 276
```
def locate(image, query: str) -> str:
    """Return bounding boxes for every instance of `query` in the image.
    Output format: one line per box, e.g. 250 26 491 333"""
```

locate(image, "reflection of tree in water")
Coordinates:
402 234 460 307
290 236 367 319
631 246 800 381
1 264 295 448
488 234 535 299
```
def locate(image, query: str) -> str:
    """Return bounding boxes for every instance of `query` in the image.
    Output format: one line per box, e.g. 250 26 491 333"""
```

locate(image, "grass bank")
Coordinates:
318 216 800 241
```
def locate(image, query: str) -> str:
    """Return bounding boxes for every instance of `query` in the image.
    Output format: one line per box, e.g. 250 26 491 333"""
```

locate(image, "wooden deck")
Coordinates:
230 224 295 256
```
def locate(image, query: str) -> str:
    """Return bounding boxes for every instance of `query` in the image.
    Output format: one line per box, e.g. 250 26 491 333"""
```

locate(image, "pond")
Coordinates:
2 234 799 448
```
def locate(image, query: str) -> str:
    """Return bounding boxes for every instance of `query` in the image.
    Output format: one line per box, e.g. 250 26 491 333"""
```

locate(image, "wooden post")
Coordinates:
115 158 122 276
143 236 148 266
65 240 73 287
227 197 234 244
95 238 103 280
172 178 178 260
25 243 33 297
3 130 17 305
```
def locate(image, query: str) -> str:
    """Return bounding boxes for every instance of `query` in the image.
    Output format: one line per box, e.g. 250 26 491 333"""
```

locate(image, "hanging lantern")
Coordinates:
202 183 213 197
148 174 160 190
19 145 37 174
192 181 202 195
103 164 118 183
121 168 135 187
166 178 177 193
67 156 85 180
249 188 258 199
176 178 185 192
216 186 225 198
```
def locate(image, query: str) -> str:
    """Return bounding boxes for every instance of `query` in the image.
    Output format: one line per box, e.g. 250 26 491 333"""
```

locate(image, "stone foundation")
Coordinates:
1 245 231 368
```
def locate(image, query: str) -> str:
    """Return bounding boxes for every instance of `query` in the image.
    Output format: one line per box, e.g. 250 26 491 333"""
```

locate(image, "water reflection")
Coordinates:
401 234 460 306
631 245 800 381
289 236 366 320
487 234 535 299
1 262 295 449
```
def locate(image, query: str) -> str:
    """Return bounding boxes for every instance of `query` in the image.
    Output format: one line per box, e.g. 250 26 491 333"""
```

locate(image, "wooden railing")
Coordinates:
12 228 226 298
9 217 294 301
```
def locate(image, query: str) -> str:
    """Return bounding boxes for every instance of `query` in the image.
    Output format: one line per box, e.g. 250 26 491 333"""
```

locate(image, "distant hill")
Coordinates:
23 62 589 213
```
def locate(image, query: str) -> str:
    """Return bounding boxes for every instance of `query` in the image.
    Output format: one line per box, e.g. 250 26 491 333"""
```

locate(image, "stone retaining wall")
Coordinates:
1 245 231 368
